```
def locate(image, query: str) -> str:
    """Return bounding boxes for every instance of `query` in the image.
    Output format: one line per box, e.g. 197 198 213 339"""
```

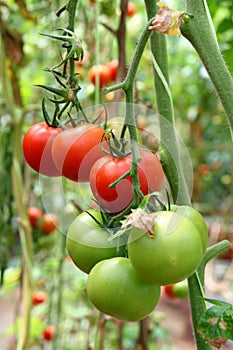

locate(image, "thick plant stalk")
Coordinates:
144 0 191 206
143 1 211 349
181 0 233 136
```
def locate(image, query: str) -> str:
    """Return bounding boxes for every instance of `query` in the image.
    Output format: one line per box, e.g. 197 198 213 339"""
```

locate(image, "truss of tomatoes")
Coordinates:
23 122 209 322
22 121 164 213
65 204 208 322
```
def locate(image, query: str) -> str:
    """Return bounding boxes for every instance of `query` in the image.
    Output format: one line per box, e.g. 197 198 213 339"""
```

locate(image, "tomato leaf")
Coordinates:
198 298 233 348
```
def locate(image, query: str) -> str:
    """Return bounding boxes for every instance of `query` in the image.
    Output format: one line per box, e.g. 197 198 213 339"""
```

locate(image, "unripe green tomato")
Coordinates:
87 257 160 322
170 205 208 253
66 210 125 274
172 280 189 298
128 210 206 285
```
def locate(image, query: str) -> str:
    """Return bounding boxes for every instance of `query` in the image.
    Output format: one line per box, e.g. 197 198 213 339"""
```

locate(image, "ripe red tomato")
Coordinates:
32 291 48 305
89 150 164 213
38 213 59 234
43 325 56 341
88 65 112 88
28 207 43 228
87 257 160 321
52 123 108 182
22 122 62 177
127 2 137 16
106 59 118 81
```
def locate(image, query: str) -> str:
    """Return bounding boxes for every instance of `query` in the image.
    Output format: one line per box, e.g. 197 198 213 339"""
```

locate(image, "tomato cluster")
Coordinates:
23 116 208 322
28 207 59 234
66 204 208 321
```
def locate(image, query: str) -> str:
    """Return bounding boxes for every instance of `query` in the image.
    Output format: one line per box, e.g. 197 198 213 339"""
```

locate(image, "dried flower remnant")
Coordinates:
149 2 185 37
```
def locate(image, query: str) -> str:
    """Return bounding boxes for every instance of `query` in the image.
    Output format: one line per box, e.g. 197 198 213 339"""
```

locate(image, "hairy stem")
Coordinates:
181 0 233 137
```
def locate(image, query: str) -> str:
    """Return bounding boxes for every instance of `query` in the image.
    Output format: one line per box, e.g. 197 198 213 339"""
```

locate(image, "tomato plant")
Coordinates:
22 122 62 177
51 123 108 182
43 325 56 341
88 65 112 88
32 291 48 305
38 213 59 234
27 207 43 228
89 150 164 213
66 209 126 274
127 208 208 285
87 257 160 322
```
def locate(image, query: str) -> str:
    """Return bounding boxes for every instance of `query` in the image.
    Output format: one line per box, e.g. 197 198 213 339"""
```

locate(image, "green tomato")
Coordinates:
128 210 206 285
66 210 125 274
170 205 208 253
172 280 189 298
87 257 160 322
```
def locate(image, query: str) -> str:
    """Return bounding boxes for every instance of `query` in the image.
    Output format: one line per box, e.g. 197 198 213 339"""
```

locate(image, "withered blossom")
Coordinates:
149 2 185 37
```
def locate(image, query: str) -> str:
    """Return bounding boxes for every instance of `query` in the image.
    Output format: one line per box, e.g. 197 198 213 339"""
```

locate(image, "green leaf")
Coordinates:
198 298 233 348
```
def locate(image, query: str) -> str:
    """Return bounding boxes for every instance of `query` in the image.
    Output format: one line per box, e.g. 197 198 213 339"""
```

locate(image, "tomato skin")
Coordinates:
38 213 59 234
22 122 62 177
87 257 160 322
106 59 118 81
170 205 208 253
51 123 108 182
128 210 205 285
127 2 137 16
88 65 112 88
32 291 48 305
43 325 56 341
89 150 164 213
66 210 125 274
28 207 43 228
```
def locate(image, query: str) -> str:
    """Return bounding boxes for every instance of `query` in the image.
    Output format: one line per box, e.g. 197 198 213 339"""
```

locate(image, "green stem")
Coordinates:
143 2 209 350
144 0 191 206
181 0 233 137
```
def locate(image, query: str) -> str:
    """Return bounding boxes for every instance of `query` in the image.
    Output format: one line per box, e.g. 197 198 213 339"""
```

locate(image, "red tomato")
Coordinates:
43 325 56 341
127 2 137 16
88 65 112 88
28 207 43 228
32 291 48 305
51 123 108 182
89 150 164 213
22 122 62 177
38 213 59 234
106 59 118 81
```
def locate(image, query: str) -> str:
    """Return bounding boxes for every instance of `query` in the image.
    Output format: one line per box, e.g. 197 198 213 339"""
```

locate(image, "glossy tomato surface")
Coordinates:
52 123 108 182
128 210 205 285
23 122 62 176
170 205 208 253
66 210 126 274
89 150 164 213
87 257 160 321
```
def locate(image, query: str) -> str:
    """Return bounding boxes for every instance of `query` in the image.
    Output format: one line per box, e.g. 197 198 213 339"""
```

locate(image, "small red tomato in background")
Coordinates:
32 291 48 305
51 123 108 182
38 213 59 234
164 280 189 299
127 2 137 17
28 207 43 228
43 325 56 341
88 65 112 88
106 59 118 82
22 122 62 177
